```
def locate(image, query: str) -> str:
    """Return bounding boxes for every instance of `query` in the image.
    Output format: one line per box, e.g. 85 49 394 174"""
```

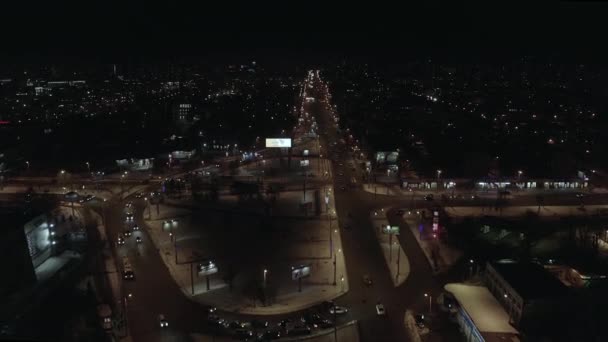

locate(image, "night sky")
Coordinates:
1 2 607 61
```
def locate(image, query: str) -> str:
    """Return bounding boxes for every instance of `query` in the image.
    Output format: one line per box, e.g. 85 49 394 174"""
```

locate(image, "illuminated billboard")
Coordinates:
265 138 292 148
375 151 399 165
291 265 311 280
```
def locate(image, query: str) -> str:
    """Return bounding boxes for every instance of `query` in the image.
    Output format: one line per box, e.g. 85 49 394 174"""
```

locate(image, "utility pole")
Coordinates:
396 241 401 283
190 262 195 295
333 252 337 285
389 232 393 262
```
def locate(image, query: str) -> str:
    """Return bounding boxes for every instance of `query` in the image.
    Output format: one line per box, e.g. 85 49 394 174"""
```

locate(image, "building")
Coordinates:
0 209 37 297
484 260 568 327
173 102 193 123
444 283 520 342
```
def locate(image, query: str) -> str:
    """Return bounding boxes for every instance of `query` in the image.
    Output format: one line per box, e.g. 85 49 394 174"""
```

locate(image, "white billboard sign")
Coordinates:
265 138 292 148
291 265 311 280
198 261 218 276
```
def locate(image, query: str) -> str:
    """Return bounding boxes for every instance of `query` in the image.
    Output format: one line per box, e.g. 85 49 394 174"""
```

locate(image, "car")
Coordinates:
126 214 134 222
234 329 254 340
362 274 373 286
132 224 139 231
79 195 95 203
123 230 132 237
316 319 334 329
397 209 405 215
158 314 169 328
136 236 142 244
376 303 386 316
576 192 585 198
117 236 125 245
424 194 434 201
259 330 281 340
251 319 269 329
135 192 145 198
277 318 292 330
301 313 324 326
228 320 242 329
414 314 425 328
288 325 311 336
329 306 348 315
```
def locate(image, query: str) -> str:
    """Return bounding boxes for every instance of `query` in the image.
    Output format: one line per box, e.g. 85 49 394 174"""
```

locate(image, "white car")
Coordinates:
376 304 386 316
329 306 348 315
159 314 169 328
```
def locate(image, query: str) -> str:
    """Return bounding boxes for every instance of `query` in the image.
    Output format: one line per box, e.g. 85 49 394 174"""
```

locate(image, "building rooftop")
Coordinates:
445 283 519 340
490 260 568 301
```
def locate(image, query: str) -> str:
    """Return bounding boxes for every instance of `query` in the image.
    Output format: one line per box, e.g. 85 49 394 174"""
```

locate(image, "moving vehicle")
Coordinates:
97 304 112 331
122 257 135 280
376 303 386 316
117 236 125 245
136 236 142 244
414 314 425 328
132 224 139 231
126 213 134 222
158 314 168 328
123 229 132 237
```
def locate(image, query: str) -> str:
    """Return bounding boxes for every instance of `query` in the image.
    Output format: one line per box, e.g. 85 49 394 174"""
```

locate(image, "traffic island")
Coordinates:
369 207 410 286
142 183 350 316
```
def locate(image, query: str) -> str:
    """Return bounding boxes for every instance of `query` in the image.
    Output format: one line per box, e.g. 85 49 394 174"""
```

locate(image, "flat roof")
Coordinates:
490 260 568 301
445 283 519 335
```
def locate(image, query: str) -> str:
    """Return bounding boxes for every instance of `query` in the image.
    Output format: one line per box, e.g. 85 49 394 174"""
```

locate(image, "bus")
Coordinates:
122 256 135 280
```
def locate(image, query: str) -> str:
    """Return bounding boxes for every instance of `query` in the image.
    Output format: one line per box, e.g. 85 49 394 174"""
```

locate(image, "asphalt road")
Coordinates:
10 73 606 342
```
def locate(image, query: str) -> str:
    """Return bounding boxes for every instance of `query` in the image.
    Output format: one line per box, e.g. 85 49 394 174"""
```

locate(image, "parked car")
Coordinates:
234 329 254 340
277 319 292 330
329 305 348 315
288 325 311 336
228 321 242 329
316 319 334 329
251 319 269 329
259 330 281 340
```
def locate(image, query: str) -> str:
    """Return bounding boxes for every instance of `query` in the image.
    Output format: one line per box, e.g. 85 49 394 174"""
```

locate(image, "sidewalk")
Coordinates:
401 211 462 274
444 204 608 218
362 183 402 197
190 320 359 342
369 208 410 286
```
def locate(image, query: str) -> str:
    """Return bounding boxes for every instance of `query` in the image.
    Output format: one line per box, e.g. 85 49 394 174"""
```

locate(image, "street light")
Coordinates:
424 293 432 314
437 169 442 180
25 161 29 170
86 162 90 173
263 269 268 288
517 170 523 182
